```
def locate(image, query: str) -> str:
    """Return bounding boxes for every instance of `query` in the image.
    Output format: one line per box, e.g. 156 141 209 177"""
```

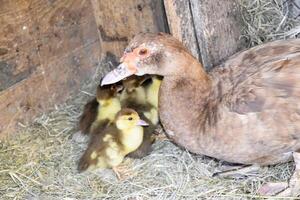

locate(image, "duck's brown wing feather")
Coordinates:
213 40 300 162
200 39 300 164
229 55 300 115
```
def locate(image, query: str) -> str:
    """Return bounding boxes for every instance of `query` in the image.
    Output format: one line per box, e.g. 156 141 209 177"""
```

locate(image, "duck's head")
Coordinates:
101 33 201 86
115 108 148 130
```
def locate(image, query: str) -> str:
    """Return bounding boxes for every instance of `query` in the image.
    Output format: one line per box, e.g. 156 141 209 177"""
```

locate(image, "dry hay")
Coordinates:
239 0 300 47
0 103 295 200
1 0 300 199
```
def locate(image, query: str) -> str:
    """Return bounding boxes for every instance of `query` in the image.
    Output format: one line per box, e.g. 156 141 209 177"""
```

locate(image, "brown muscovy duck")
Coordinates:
101 33 300 196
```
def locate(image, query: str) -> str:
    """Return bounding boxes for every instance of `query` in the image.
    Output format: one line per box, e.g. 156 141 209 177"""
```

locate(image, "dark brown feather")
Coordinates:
78 98 98 134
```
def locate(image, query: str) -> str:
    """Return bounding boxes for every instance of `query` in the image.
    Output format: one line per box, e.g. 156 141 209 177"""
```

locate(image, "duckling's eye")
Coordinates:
138 48 148 56
128 117 133 121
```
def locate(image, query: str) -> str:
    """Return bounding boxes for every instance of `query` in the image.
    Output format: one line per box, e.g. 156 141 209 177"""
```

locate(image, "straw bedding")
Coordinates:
1 0 300 199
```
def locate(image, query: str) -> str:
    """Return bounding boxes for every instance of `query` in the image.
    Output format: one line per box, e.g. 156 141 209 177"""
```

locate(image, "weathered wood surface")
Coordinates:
0 0 101 137
0 0 167 137
164 0 245 70
164 0 200 60
190 0 245 69
91 0 168 67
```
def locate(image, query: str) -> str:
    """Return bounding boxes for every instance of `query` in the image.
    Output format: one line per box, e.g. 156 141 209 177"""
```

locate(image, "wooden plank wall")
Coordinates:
164 0 246 70
164 0 200 60
92 0 168 67
0 0 167 137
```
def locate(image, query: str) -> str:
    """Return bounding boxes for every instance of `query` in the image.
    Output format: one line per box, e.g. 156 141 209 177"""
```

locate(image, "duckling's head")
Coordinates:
96 80 123 105
122 75 150 92
101 33 202 86
115 108 148 130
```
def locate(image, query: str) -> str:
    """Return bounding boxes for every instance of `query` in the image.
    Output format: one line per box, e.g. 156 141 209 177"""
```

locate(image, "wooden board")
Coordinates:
0 0 101 137
164 0 245 70
91 0 168 66
0 0 41 92
163 0 200 60
190 0 245 70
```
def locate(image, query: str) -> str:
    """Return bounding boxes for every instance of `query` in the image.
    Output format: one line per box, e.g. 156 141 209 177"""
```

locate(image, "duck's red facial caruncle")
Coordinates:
101 46 153 86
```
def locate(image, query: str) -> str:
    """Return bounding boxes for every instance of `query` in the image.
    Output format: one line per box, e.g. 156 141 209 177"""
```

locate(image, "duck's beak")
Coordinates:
136 119 149 126
101 63 135 86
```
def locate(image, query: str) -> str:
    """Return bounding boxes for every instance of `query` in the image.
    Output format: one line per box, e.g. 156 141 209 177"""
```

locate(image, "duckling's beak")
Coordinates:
101 63 136 86
136 119 149 126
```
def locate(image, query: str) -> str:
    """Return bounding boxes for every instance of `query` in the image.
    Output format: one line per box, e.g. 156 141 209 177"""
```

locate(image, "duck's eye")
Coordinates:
138 48 148 56
128 117 133 121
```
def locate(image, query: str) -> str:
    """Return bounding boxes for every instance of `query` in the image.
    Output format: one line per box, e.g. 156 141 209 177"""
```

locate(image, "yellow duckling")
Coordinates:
78 81 122 135
78 98 98 135
120 75 160 158
141 75 162 126
145 75 162 109
126 104 157 158
77 108 148 173
120 75 152 106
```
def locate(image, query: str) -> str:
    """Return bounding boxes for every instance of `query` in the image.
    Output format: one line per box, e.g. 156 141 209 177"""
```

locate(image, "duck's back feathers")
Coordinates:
211 39 300 97
210 39 300 115
202 39 300 164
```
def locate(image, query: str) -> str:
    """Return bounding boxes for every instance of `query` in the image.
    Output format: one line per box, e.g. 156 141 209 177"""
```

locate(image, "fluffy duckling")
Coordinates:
78 108 148 173
142 75 162 127
120 75 150 106
121 75 159 125
78 82 122 135
78 98 98 135
145 75 162 109
126 104 157 158
120 75 160 158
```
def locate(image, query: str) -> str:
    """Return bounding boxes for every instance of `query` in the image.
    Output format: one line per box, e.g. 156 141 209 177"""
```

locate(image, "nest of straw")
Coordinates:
239 0 300 47
1 0 300 199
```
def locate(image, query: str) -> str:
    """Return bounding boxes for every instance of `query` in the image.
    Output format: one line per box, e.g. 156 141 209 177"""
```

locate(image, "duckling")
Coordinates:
78 98 98 135
121 75 159 125
126 103 157 158
78 81 122 135
77 108 148 174
145 75 162 109
142 75 162 126
120 75 150 106
120 75 160 158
